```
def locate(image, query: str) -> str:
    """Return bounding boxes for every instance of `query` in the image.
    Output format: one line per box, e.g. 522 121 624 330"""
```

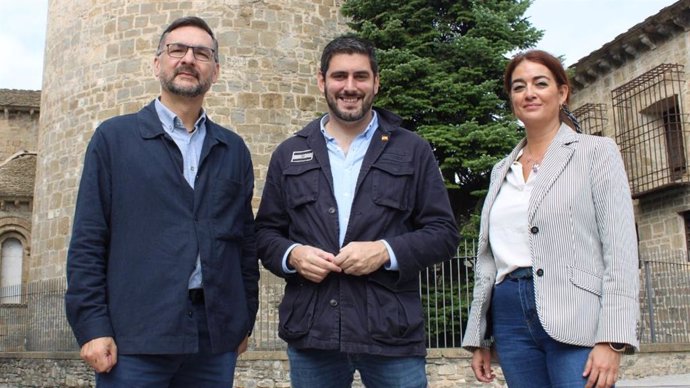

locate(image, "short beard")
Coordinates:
325 91 373 122
160 67 211 98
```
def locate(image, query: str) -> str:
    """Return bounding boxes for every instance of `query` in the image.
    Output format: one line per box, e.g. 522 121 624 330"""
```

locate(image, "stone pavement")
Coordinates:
618 373 690 387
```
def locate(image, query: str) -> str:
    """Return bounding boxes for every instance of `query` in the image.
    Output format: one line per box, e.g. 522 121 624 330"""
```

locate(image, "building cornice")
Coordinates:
0 88 41 113
570 0 690 91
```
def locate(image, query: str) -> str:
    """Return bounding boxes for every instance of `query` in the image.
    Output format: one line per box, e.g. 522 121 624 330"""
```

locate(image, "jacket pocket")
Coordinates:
211 178 243 239
278 281 318 340
568 266 603 296
366 275 424 345
283 163 320 208
371 154 413 211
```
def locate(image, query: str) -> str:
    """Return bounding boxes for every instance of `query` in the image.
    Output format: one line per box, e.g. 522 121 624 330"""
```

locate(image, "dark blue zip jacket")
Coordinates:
256 108 458 356
65 100 259 354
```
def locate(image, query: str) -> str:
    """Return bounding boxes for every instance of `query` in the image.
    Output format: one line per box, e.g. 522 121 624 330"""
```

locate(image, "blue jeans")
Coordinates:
287 347 427 388
96 299 237 387
491 272 592 388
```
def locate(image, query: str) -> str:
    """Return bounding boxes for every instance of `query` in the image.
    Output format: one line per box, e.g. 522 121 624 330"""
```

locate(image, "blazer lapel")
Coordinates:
528 123 579 222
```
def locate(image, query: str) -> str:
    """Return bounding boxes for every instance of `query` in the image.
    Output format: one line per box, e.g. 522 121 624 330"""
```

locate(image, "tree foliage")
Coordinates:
341 0 542 237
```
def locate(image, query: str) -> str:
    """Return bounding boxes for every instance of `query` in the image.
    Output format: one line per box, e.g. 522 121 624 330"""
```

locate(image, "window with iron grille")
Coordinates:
572 103 607 136
611 64 689 198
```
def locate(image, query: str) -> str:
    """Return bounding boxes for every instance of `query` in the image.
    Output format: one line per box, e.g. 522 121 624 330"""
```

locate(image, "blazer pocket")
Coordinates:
568 266 603 296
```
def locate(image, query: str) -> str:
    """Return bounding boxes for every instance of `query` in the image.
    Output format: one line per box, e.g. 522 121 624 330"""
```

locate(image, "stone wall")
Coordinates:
635 186 690 253
0 109 39 163
1 346 689 387
0 305 28 352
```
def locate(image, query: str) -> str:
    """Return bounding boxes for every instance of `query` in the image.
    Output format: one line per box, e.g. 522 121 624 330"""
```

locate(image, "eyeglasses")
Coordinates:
163 43 215 62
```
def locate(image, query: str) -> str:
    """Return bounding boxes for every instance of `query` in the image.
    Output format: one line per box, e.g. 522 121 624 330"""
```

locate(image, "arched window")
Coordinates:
1 238 23 304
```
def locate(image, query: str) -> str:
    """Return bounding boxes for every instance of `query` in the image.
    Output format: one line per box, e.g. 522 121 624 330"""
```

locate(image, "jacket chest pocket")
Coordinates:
371 156 414 211
212 178 244 239
283 163 320 208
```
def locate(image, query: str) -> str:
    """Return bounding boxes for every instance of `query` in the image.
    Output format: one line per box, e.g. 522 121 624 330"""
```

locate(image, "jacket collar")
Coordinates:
137 99 228 146
293 107 403 203
494 122 578 184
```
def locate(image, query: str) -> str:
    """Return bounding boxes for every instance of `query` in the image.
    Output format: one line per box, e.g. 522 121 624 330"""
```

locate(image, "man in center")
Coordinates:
255 35 459 388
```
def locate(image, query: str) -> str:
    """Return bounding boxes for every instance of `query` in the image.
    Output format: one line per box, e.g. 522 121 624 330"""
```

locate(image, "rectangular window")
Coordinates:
663 98 686 180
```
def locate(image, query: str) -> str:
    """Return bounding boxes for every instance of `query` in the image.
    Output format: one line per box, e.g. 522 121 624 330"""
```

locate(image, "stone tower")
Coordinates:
33 0 348 283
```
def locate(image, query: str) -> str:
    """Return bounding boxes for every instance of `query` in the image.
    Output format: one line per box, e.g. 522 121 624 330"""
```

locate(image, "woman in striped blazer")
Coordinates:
461 50 639 388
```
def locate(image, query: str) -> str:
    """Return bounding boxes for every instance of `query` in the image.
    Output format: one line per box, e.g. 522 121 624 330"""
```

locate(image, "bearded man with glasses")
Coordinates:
65 16 259 387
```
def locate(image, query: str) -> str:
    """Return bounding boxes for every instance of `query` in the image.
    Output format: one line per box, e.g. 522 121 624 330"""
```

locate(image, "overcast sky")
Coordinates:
0 0 680 90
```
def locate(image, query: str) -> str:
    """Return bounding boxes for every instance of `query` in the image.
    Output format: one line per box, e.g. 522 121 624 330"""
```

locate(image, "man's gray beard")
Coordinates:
162 78 210 98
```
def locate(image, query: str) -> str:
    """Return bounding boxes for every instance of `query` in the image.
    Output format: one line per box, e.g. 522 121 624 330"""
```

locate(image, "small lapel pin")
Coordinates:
381 135 389 142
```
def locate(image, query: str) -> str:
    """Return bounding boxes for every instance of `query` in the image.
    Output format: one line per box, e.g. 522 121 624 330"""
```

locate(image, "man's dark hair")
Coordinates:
320 34 378 75
156 16 219 62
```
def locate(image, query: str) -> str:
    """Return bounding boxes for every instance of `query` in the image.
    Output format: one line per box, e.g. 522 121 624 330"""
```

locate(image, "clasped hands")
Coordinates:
288 241 390 283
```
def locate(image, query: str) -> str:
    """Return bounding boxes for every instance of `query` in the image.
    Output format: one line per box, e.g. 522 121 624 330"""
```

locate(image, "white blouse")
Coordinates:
489 149 537 283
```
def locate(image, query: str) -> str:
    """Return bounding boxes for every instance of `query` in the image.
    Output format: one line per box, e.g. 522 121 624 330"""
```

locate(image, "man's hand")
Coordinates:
288 245 340 283
470 348 496 383
334 241 389 276
583 343 622 388
236 335 249 355
80 336 117 373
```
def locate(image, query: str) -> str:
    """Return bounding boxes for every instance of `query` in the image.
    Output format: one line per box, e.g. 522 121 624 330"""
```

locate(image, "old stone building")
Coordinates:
568 0 690 344
569 0 690 255
0 89 39 304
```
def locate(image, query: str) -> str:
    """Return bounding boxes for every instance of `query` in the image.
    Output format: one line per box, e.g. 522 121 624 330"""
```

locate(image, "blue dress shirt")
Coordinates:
154 98 207 289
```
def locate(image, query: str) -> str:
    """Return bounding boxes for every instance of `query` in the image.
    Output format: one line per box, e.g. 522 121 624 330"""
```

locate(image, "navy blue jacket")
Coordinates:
255 108 459 356
65 100 259 354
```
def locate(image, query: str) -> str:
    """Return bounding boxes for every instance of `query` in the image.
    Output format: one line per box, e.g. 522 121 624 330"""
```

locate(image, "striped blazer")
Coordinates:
462 123 640 350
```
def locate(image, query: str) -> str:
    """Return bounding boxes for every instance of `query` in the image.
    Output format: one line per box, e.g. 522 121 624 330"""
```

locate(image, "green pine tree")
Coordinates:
341 0 542 237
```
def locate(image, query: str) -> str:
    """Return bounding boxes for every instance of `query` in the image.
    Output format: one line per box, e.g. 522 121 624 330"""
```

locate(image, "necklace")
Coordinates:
523 146 544 173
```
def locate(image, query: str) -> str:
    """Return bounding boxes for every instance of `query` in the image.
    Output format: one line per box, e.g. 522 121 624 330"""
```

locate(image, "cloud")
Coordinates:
0 0 47 90
526 0 678 66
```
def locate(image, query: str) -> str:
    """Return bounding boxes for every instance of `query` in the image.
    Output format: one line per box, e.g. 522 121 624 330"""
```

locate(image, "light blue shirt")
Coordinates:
282 111 399 272
154 98 207 289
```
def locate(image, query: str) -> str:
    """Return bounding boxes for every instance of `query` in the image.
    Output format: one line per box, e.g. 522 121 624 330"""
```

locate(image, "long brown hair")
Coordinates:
504 50 578 130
